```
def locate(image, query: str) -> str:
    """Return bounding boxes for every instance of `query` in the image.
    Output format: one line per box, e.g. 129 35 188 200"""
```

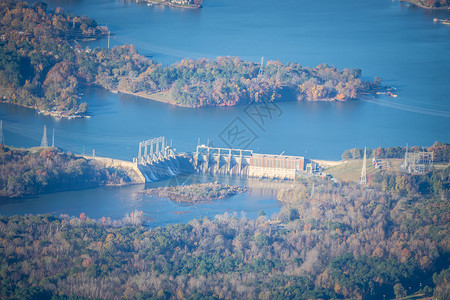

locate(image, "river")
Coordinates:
0 0 449 221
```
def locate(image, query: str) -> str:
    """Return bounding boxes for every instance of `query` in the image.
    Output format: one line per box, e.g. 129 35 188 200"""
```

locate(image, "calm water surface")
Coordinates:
0 174 284 226
0 0 449 218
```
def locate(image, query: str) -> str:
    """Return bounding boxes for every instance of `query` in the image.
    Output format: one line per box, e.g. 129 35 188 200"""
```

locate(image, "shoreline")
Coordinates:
400 0 450 10
113 87 369 109
0 101 88 119
1 82 384 119
114 89 188 107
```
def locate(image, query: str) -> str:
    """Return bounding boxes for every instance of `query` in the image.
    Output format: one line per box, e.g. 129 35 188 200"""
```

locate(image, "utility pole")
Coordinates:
41 125 48 148
404 143 408 170
108 30 110 49
360 147 367 185
52 128 55 147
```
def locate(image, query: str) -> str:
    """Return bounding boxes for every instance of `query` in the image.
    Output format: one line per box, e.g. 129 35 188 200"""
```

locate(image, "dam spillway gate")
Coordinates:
133 137 193 182
193 145 253 175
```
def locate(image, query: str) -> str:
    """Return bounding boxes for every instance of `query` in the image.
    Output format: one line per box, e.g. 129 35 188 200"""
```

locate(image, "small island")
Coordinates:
141 183 247 203
145 0 203 9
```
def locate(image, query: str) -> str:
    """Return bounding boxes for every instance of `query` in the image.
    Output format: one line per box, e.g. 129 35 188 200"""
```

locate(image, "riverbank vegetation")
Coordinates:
140 183 247 203
342 141 449 163
0 0 384 117
0 168 448 299
0 0 108 117
0 145 131 197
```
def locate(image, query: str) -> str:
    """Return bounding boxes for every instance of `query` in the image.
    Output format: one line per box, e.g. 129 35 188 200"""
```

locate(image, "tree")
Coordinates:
393 283 406 299
289 208 299 221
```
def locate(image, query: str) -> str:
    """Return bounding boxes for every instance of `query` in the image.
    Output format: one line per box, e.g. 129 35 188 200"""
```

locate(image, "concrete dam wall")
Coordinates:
137 155 195 183
83 156 146 183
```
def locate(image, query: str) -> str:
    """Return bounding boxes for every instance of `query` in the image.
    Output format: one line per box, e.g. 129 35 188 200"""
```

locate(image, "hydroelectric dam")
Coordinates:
131 137 320 183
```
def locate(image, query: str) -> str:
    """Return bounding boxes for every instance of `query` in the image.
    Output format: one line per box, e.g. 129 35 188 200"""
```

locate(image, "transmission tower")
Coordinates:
403 143 408 170
40 125 48 148
360 147 367 185
258 57 265 77
0 120 4 145
276 64 281 85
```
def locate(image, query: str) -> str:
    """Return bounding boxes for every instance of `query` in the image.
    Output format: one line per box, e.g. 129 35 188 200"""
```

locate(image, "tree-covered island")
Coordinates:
0 0 385 118
140 183 247 203
145 0 203 9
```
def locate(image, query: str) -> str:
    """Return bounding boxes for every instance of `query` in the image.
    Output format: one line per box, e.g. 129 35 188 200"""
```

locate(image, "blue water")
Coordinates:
0 0 449 218
0 174 283 226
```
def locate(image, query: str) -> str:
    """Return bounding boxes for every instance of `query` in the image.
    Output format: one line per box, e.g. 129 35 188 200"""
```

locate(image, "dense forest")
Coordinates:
0 0 108 117
0 0 384 117
0 145 130 197
342 141 450 163
0 168 448 299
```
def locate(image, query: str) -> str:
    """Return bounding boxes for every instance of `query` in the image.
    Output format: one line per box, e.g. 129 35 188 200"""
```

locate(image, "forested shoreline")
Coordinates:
403 0 450 9
0 0 108 117
0 168 448 299
0 0 384 118
342 141 450 162
0 145 131 198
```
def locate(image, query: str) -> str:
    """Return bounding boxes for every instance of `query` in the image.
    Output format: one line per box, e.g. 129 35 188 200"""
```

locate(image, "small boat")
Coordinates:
387 91 398 98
